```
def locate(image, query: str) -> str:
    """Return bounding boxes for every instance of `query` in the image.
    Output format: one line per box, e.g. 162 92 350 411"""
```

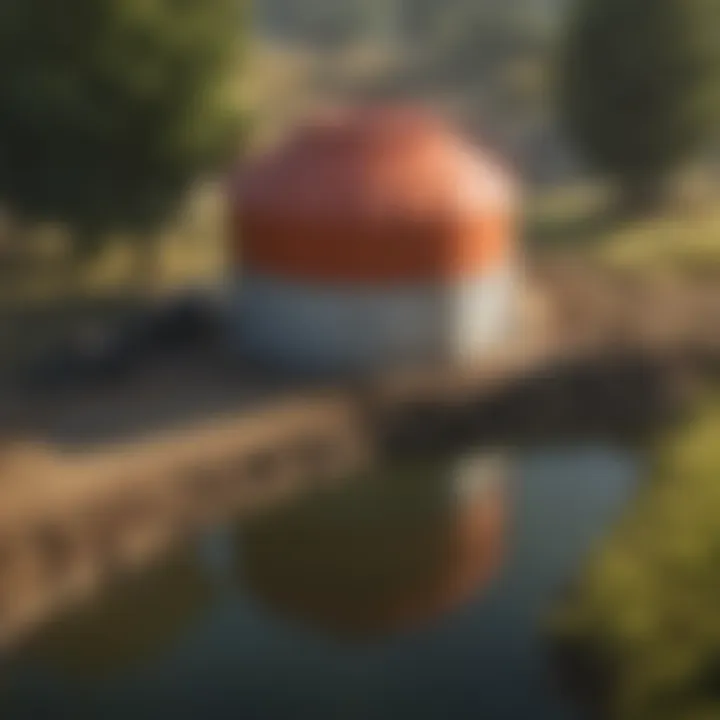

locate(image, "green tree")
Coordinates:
0 0 244 269
560 0 720 213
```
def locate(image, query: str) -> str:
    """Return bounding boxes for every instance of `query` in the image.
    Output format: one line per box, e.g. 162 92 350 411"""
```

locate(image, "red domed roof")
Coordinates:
231 106 517 283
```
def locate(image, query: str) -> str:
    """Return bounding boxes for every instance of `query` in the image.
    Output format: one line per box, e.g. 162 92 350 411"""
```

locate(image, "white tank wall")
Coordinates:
229 267 515 373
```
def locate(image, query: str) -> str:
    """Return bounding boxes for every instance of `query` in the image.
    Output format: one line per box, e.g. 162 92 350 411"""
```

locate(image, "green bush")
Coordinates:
552 400 720 719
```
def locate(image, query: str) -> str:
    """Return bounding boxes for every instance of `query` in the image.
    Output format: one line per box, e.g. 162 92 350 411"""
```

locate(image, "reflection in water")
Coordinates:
237 454 509 640
18 551 212 679
0 445 638 720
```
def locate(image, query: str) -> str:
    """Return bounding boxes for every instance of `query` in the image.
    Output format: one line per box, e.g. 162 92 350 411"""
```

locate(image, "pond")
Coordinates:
0 444 640 720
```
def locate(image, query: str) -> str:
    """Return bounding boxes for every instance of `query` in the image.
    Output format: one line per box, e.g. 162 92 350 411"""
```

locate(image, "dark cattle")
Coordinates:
22 292 225 392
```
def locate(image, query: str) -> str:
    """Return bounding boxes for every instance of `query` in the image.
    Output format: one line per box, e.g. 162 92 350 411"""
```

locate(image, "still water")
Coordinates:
0 445 638 720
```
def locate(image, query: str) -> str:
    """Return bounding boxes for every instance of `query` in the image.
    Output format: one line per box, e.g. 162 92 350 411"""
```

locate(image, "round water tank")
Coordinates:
229 106 519 373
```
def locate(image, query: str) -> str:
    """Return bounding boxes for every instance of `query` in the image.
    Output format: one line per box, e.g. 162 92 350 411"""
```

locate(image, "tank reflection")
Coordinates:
18 550 212 679
237 453 511 641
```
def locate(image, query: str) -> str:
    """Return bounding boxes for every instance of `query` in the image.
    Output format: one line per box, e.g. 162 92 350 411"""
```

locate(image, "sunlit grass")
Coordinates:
599 211 720 277
0 183 227 372
550 398 720 719
527 183 720 278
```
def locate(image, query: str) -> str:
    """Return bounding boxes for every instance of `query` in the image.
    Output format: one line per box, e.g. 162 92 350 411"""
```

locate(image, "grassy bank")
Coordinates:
550 398 720 719
526 184 720 278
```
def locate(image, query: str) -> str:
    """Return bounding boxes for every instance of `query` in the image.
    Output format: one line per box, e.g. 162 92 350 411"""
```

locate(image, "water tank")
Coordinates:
229 106 518 373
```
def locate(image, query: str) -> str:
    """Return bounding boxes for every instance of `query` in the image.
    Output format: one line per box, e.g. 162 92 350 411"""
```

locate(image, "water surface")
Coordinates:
0 445 638 720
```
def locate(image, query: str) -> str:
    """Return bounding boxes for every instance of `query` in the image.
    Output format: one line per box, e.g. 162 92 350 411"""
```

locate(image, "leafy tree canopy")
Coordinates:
560 0 720 209
0 0 245 250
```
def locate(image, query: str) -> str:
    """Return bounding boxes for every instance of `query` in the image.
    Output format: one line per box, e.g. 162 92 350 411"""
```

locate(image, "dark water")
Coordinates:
0 445 638 720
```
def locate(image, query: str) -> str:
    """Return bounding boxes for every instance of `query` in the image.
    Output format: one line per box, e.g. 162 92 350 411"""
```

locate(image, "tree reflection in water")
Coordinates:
236 452 511 641
0 446 640 720
17 550 212 680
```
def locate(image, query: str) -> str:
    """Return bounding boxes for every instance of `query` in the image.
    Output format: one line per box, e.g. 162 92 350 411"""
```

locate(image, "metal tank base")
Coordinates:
229 266 517 375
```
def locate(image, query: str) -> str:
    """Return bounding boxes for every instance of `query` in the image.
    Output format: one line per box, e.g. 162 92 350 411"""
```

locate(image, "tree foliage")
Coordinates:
0 0 244 252
552 401 720 719
560 0 720 210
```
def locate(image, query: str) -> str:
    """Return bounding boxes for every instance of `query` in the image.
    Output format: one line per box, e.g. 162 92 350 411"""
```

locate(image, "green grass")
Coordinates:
0 183 226 373
526 184 720 279
550 397 720 719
